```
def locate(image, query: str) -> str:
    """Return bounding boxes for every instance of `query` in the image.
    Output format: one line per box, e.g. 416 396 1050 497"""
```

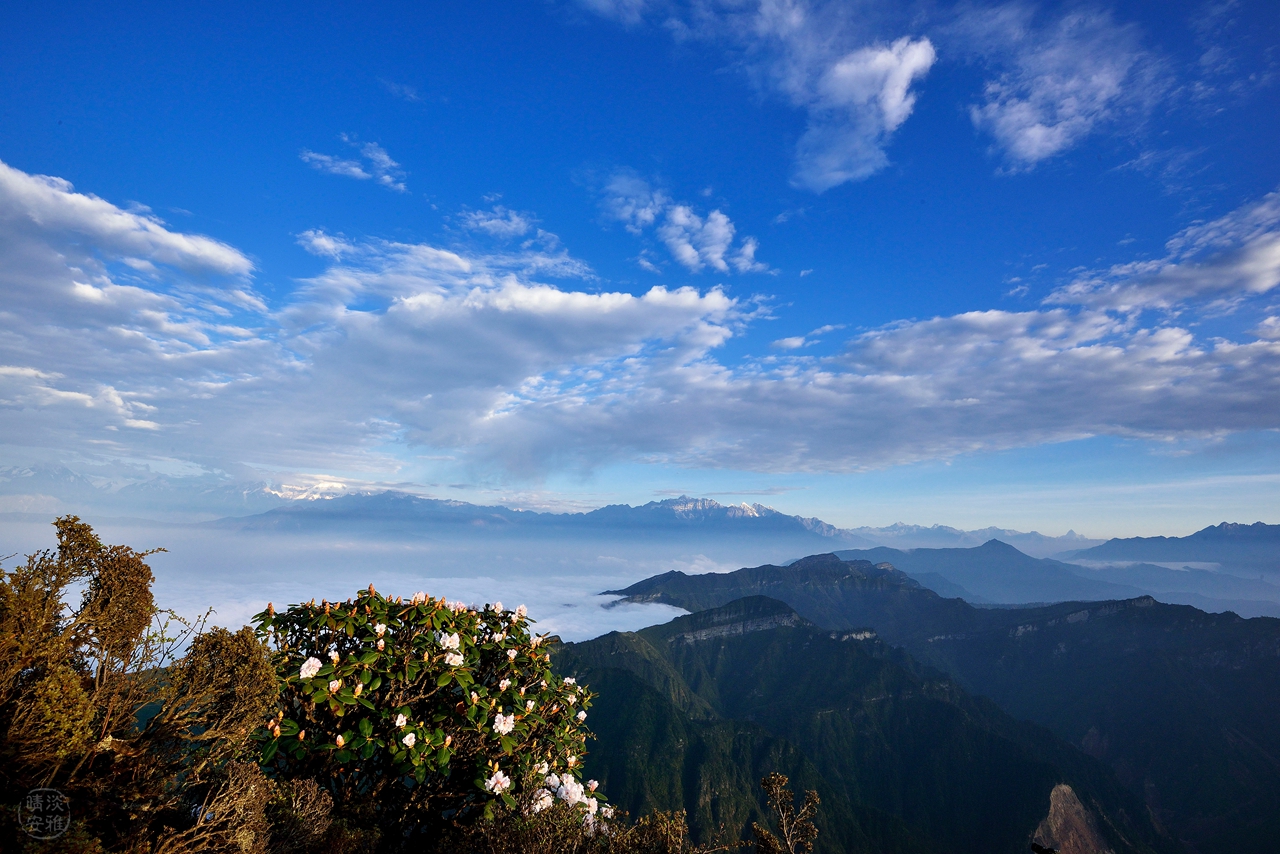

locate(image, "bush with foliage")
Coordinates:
0 516 278 852
0 518 819 853
252 586 603 843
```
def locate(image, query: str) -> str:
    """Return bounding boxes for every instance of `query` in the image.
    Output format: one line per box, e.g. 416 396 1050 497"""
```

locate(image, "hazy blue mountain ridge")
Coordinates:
832 540 1280 617
1068 522 1280 576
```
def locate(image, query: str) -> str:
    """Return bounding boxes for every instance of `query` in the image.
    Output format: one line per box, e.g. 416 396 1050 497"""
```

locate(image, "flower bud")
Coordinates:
336 735 345 748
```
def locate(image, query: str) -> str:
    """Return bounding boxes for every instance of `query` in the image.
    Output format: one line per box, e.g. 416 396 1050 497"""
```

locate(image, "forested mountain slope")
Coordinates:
609 555 1280 854
557 596 1172 854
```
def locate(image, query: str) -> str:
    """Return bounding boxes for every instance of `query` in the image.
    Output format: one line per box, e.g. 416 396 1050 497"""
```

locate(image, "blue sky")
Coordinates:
1 0 1279 536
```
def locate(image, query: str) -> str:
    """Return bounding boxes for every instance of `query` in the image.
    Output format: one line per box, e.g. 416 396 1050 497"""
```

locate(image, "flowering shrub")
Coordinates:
254 586 601 839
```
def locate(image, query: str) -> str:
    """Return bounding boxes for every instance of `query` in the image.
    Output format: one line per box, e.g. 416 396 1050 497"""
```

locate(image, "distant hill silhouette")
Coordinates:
830 540 1280 617
1067 522 1280 576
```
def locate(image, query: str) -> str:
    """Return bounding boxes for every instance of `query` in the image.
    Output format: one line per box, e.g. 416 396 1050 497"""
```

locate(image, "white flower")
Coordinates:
556 776 585 805
485 770 511 794
563 677 576 685
586 796 598 815
534 762 549 775
530 789 554 813
499 679 511 691
493 601 503 613
545 773 561 789
507 649 518 660
567 755 578 768
376 639 385 651
328 679 342 693
516 604 528 620
299 657 323 679
395 714 407 727
402 732 416 749
587 779 598 792
451 600 468 613
328 650 340 664
336 735 345 748
527 700 535 711
470 691 479 704
374 622 387 636
565 694 576 705
438 632 460 650
445 652 464 667
576 711 587 722
411 591 426 605
601 804 615 819
493 713 515 735
530 635 543 648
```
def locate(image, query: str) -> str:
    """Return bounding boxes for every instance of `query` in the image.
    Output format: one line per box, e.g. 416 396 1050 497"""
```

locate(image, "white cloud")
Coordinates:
0 160 251 276
790 36 936 190
578 2 934 192
299 150 371 180
770 323 843 349
297 229 356 259
601 173 768 273
960 5 1164 167
601 171 669 234
1048 187 1280 311
300 135 408 192
462 206 536 238
1253 316 1280 340
6 160 1280 489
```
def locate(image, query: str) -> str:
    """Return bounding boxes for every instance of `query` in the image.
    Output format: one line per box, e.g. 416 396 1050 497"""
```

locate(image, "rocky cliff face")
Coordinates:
1033 784 1114 854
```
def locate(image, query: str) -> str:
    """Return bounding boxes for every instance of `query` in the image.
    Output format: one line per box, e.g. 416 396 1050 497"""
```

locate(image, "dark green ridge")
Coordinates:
607 555 1280 854
557 595 1171 854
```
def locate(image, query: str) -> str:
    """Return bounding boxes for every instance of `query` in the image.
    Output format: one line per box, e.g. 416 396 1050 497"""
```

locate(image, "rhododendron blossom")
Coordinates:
485 770 511 794
299 657 322 679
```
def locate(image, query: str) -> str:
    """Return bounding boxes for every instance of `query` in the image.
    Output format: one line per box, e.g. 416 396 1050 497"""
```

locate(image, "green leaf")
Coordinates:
278 719 300 736
359 717 373 737
436 672 452 687
357 696 375 710
262 740 279 762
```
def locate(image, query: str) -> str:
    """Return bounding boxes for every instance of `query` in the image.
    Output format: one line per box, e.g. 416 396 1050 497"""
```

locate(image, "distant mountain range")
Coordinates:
830 540 1280 618
557 593 1172 854
205 492 882 551
604 554 1280 854
1065 521 1280 575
